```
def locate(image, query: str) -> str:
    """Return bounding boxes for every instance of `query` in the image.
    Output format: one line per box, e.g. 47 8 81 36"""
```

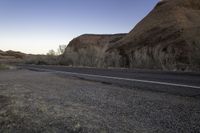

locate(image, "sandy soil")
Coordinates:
0 69 200 133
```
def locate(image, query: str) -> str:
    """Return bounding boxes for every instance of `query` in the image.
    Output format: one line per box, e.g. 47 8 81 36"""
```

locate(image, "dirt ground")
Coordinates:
0 69 200 133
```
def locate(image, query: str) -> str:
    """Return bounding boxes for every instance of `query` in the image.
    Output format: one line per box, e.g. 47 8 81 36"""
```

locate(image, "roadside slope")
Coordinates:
109 0 200 70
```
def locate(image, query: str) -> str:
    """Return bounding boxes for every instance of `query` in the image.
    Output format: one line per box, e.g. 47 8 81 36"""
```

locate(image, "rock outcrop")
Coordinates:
66 34 126 52
109 0 200 70
63 0 200 70
62 34 126 67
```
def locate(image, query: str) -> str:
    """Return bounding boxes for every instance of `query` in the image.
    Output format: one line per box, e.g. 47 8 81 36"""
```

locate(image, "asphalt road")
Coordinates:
21 65 200 97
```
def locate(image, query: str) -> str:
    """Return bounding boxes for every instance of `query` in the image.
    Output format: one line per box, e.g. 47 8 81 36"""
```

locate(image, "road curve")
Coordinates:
20 65 200 97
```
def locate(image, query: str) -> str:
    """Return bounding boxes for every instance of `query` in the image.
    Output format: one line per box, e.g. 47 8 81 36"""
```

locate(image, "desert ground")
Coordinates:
0 68 200 133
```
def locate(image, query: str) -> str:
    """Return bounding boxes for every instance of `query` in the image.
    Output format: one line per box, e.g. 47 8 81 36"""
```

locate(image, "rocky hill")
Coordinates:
0 50 26 63
63 0 200 70
0 50 25 59
109 0 200 70
62 34 126 67
66 34 126 52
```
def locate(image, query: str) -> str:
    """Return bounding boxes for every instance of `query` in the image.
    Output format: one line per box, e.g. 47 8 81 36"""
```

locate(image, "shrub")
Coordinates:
60 47 122 68
0 64 9 70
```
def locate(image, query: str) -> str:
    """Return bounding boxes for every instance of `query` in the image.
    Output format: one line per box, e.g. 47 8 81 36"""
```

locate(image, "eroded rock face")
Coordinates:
110 0 200 70
62 34 126 67
66 34 126 52
63 0 200 70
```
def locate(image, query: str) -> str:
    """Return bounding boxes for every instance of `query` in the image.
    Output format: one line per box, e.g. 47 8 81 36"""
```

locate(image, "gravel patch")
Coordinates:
0 69 200 133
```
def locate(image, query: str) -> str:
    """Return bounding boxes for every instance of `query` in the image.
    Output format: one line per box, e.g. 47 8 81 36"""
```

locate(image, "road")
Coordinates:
21 65 200 97
1 68 200 132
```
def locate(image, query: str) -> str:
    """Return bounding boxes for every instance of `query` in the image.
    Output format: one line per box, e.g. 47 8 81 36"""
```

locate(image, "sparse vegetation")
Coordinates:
24 40 200 71
47 49 56 56
57 45 67 55
24 44 200 71
25 46 65 65
60 47 100 67
104 50 122 68
25 54 59 65
59 47 123 68
0 64 9 70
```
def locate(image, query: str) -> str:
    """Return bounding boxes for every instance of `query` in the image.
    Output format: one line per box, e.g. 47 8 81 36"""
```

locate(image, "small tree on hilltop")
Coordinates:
47 49 56 56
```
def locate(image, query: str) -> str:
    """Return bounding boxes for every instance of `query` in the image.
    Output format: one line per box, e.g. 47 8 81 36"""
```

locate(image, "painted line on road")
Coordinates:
28 67 200 89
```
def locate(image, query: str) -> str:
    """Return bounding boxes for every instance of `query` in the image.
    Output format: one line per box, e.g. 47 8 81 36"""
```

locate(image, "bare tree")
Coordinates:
57 45 67 55
47 49 56 56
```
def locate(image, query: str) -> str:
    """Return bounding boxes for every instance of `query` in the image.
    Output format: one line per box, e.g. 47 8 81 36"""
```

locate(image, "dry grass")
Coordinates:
0 64 9 70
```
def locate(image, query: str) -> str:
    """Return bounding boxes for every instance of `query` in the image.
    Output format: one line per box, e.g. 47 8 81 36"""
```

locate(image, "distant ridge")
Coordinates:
0 50 26 59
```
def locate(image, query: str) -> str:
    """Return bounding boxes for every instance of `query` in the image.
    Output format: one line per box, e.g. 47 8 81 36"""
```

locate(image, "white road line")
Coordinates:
29 67 200 89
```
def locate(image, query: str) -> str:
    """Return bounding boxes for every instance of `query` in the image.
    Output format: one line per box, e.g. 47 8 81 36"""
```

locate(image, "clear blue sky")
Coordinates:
0 0 158 54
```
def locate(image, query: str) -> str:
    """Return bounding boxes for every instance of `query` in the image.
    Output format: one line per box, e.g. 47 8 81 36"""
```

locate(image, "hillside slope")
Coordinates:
62 34 126 67
109 0 200 70
66 34 126 51
0 50 25 59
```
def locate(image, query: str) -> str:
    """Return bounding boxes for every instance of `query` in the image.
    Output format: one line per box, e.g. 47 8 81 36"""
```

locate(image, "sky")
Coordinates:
0 0 158 54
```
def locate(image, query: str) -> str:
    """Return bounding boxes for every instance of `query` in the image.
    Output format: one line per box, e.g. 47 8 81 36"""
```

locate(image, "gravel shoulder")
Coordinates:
0 69 200 133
